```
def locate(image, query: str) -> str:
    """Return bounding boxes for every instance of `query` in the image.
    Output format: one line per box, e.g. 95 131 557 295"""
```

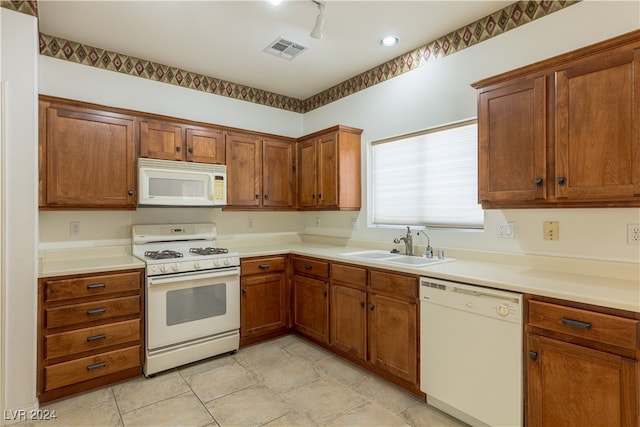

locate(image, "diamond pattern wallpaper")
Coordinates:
6 0 578 113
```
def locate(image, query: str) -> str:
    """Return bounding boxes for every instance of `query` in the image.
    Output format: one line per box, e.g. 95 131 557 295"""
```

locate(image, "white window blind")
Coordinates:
371 121 483 228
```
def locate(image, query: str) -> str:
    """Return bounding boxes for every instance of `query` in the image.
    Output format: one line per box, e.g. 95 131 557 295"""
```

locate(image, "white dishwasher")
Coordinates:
420 277 523 427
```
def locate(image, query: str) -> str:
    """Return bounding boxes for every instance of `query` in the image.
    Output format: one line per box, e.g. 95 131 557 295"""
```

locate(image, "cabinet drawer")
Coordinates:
369 271 417 300
45 319 140 359
45 296 140 329
241 256 286 275
44 345 140 391
293 257 329 278
44 272 141 302
528 300 639 350
332 263 366 289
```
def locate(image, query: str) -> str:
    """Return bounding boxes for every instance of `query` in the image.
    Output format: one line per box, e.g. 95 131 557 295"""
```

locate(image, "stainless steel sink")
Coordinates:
341 250 453 267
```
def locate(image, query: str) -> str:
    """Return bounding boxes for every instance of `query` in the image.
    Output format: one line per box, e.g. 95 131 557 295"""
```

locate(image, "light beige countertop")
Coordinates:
39 246 145 278
39 240 640 313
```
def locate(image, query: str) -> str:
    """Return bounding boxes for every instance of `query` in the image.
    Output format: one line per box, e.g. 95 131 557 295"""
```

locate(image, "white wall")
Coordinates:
303 0 640 263
1 8 38 416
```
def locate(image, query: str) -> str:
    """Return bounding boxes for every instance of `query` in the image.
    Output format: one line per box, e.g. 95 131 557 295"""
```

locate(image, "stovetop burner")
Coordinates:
189 247 229 256
144 250 184 260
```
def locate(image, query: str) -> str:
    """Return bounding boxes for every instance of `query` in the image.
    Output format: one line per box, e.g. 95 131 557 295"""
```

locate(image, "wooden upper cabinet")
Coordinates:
298 126 362 211
185 126 225 164
140 119 183 161
478 76 547 204
473 30 640 208
226 133 296 209
140 119 225 164
262 138 295 208
555 47 640 201
39 99 137 209
226 132 261 207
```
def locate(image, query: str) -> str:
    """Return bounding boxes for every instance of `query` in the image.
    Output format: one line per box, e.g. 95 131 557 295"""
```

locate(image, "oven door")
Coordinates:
146 267 239 350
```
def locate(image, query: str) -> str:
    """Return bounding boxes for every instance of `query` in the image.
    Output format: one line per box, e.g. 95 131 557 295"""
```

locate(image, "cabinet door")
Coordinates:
555 48 640 201
185 126 225 164
45 107 136 208
293 274 328 343
140 120 184 161
368 293 417 383
330 284 366 360
241 272 287 337
527 334 639 427
298 139 317 207
225 133 261 206
262 139 295 208
317 133 339 208
478 76 547 203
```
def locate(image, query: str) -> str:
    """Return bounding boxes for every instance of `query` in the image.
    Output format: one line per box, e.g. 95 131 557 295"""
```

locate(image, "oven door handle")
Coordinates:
148 267 239 286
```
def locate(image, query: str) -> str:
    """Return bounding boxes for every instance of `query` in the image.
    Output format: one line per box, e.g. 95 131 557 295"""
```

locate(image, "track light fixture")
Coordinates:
310 0 325 40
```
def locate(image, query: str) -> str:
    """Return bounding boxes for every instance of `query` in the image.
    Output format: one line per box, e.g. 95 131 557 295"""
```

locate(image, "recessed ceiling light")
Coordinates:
380 36 400 47
269 0 282 5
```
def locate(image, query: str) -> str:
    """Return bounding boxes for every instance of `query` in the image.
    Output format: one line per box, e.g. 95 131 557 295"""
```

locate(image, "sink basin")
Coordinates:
341 250 454 267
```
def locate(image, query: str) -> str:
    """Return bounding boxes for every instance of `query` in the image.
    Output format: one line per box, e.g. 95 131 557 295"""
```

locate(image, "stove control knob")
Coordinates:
224 258 230 266
496 304 510 317
172 263 179 272
159 265 168 274
214 259 220 267
194 261 201 270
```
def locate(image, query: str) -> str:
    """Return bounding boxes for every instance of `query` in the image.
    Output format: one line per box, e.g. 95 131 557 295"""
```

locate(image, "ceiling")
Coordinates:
38 1 508 100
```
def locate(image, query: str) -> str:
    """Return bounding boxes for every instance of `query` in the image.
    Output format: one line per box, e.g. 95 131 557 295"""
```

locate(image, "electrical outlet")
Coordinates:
496 221 515 239
543 221 559 241
69 221 81 236
247 218 254 230
627 224 640 245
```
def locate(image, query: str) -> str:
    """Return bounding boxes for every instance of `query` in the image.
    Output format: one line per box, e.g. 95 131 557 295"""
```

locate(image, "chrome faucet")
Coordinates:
393 226 413 255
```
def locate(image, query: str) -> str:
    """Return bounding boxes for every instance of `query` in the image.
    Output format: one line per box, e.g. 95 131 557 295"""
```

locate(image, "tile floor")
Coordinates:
24 335 465 427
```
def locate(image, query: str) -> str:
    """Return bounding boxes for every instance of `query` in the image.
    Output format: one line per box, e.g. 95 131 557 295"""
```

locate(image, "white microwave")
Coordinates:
138 158 227 207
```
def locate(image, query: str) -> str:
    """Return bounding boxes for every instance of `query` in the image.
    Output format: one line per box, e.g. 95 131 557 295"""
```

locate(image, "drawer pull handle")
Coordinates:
87 283 106 289
561 317 592 330
304 264 312 270
86 334 107 342
86 362 107 371
259 264 270 269
87 308 106 315
529 351 538 361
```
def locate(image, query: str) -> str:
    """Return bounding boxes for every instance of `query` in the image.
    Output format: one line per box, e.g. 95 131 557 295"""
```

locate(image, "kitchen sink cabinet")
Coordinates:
226 132 296 209
240 256 289 346
298 125 362 211
367 270 418 385
330 263 367 360
292 256 329 344
525 296 640 427
473 30 640 208
140 119 225 164
37 269 144 403
38 97 137 210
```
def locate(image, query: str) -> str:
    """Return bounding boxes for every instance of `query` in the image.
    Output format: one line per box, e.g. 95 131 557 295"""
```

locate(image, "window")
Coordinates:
371 120 483 228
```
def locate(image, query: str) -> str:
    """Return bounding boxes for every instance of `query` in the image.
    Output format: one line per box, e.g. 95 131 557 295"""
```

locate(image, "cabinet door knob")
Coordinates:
557 176 566 186
188 147 193 154
317 193 322 199
323 290 327 297
534 178 543 187
529 351 538 361
312 194 315 199
359 301 365 308
242 288 247 293
255 194 260 200
175 146 181 153
264 194 269 200
128 190 134 196
369 304 375 311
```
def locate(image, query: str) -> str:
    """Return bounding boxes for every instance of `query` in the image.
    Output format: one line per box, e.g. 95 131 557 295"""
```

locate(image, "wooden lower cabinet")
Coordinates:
38 269 144 403
293 274 329 344
526 297 640 427
368 292 417 383
240 256 289 346
330 284 367 359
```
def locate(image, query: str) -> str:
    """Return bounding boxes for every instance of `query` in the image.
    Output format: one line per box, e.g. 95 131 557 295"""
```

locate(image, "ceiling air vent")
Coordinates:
263 37 308 61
